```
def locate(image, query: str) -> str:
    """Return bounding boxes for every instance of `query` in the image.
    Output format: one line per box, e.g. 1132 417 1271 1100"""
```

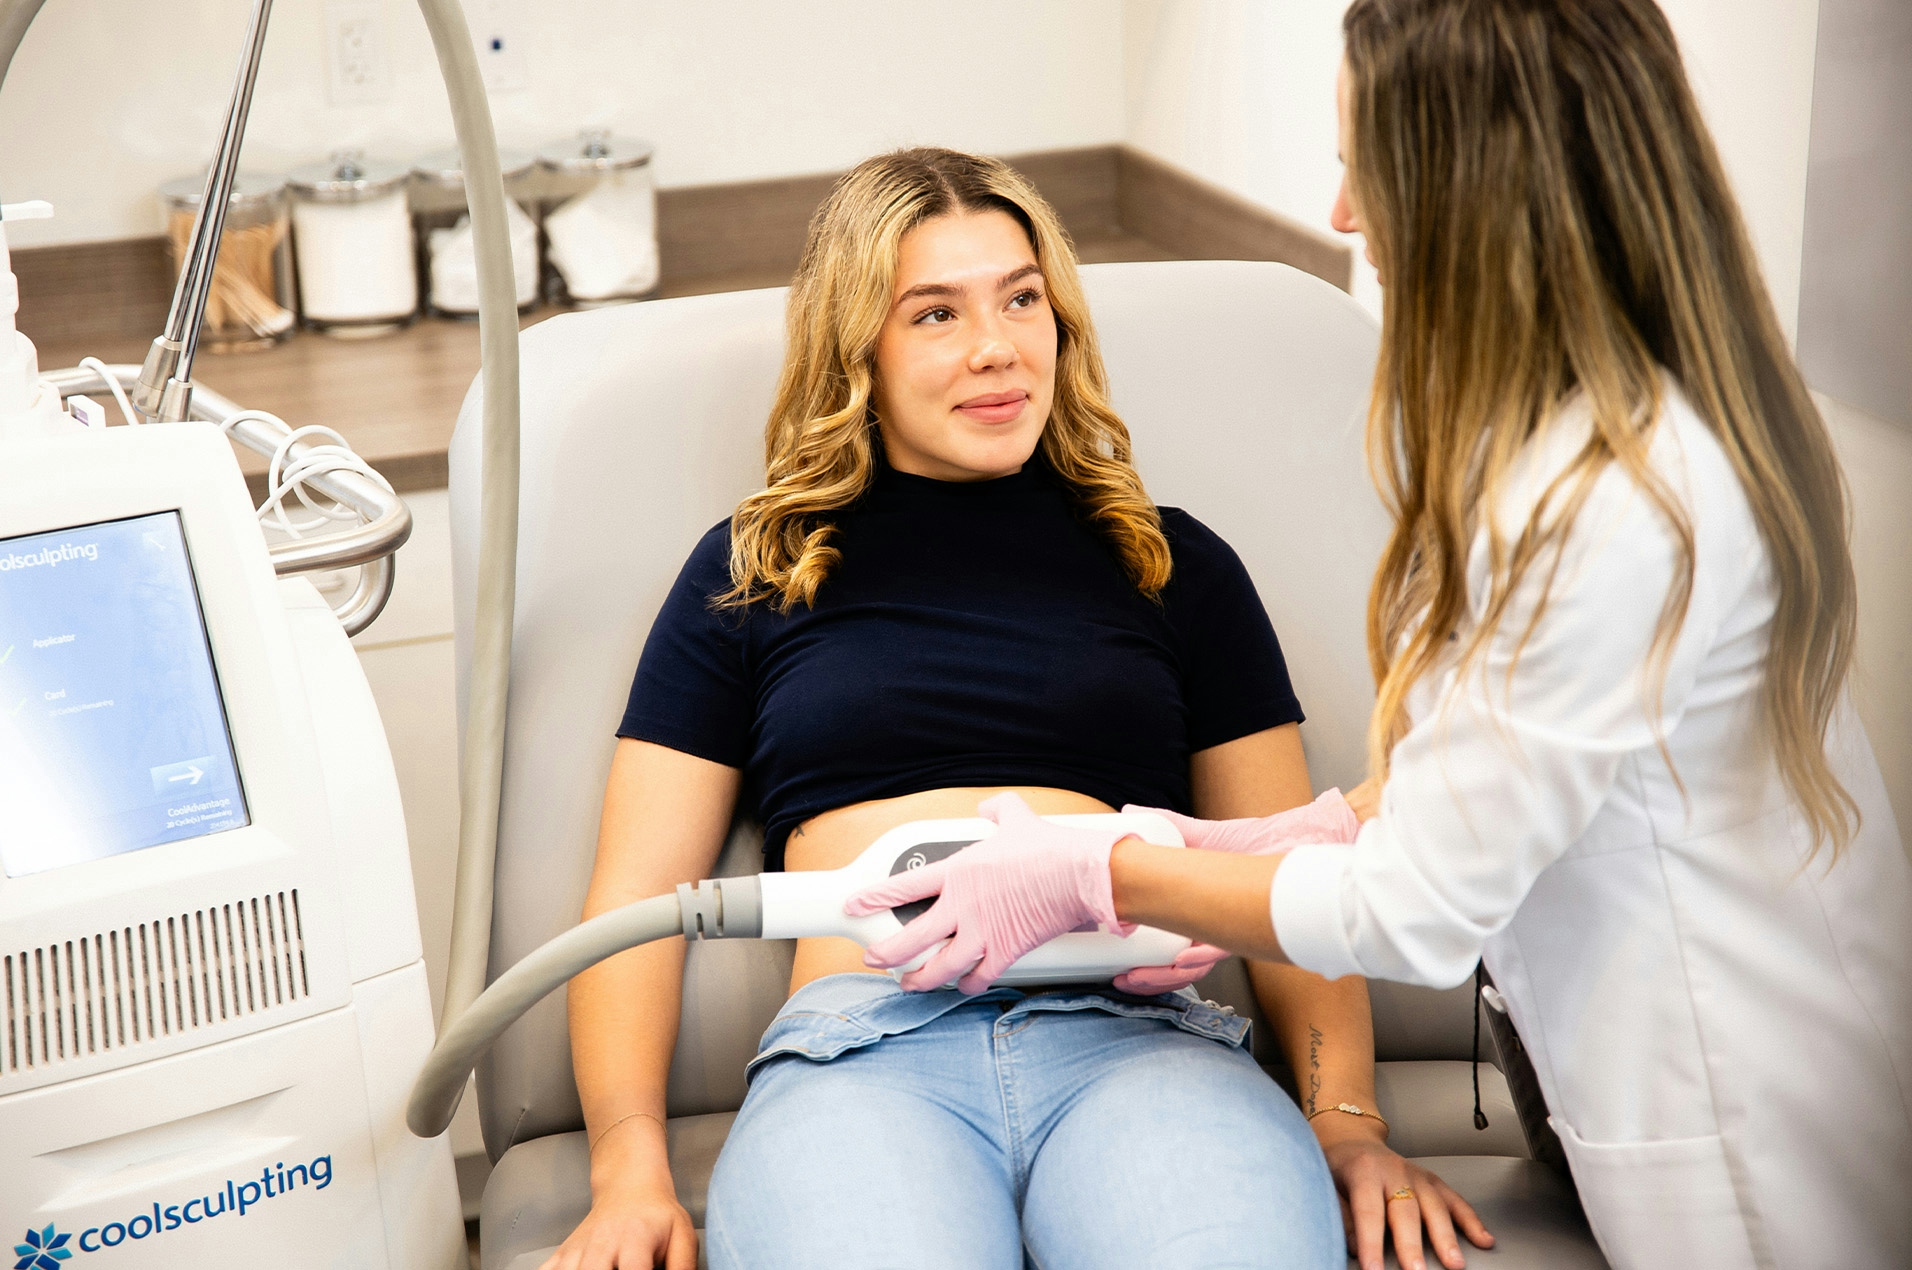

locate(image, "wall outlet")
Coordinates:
471 0 528 95
325 0 393 106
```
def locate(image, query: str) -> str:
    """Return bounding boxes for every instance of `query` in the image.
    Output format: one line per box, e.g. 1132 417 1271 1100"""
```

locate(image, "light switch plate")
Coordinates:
324 0 392 106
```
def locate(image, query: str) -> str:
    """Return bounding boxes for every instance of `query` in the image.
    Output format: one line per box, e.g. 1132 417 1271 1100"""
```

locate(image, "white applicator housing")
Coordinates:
0 200 71 441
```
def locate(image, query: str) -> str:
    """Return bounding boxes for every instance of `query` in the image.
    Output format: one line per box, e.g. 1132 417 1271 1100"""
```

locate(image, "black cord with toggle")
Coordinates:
1471 960 1490 1131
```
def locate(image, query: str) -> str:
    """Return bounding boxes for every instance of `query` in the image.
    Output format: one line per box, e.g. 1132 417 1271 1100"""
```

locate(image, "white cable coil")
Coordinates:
218 411 397 542
38 362 412 635
69 358 390 544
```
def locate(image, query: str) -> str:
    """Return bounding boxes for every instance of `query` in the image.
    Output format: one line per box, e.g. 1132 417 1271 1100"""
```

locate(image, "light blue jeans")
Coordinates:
704 973 1341 1269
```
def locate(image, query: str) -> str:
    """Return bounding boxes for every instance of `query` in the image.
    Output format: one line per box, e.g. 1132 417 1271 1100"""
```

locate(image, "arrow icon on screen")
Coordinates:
168 764 205 786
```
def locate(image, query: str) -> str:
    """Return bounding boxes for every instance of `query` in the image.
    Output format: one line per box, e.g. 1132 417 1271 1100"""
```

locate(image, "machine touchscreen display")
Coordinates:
0 511 249 877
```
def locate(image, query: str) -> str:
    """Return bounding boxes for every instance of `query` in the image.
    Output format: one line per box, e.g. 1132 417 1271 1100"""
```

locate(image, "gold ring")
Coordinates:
1389 1187 1418 1203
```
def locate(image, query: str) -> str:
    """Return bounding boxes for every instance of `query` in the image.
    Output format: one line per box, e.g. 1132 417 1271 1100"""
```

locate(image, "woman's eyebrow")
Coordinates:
894 281 960 306
892 264 1044 310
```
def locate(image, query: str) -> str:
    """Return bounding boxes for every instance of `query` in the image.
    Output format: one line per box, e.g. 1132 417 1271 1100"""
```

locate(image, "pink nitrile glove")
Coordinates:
1102 792 1359 995
1111 941 1229 995
1123 788 1360 857
845 792 1138 995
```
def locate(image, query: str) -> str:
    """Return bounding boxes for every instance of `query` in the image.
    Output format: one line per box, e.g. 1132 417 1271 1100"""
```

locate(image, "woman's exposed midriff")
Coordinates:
782 785 1117 992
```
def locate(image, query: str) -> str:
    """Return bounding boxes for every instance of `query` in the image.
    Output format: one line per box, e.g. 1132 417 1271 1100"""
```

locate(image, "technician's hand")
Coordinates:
847 792 1136 994
1123 788 1360 856
1316 1116 1493 1270
1111 941 1228 995
537 1174 696 1270
1345 776 1383 823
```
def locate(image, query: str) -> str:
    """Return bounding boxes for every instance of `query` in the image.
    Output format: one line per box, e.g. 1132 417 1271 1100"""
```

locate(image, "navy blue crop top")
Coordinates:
618 453 1303 869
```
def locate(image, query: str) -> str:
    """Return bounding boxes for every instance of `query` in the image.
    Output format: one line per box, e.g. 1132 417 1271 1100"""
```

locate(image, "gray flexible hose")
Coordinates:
413 0 521 1037
407 894 684 1138
407 876 760 1138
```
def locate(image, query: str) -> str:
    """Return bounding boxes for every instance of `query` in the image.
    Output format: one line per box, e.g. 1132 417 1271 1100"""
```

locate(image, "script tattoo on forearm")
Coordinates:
1307 1024 1324 1115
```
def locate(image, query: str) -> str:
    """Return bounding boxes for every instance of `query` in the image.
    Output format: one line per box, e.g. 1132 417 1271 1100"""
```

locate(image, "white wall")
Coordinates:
1122 1 1377 311
0 0 1830 327
1120 0 1823 337
1797 0 1912 432
1656 0 1822 344
0 0 1125 249
1819 396 1912 831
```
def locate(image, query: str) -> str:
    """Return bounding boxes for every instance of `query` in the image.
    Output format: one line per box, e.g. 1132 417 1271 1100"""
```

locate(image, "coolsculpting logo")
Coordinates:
0 542 98 572
14 1226 71 1270
18 1155 332 1259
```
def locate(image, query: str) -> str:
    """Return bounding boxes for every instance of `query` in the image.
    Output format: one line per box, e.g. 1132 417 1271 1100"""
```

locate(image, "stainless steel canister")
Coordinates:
286 151 417 334
158 170 295 352
410 147 540 317
535 130 658 305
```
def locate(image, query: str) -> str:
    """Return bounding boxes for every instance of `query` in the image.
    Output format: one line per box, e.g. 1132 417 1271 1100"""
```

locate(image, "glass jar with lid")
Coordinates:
286 151 417 335
158 170 295 352
410 148 541 317
536 130 658 306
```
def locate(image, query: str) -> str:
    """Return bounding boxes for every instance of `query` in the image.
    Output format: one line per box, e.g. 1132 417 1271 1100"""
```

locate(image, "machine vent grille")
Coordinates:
2 890 308 1076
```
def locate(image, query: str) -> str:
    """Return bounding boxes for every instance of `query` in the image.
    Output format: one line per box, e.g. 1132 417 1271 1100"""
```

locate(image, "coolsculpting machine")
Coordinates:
0 0 498 1262
0 423 465 1268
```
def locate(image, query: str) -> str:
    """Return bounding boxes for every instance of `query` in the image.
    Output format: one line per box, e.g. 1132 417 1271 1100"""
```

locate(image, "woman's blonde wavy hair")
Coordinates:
723 147 1171 610
1344 0 1859 854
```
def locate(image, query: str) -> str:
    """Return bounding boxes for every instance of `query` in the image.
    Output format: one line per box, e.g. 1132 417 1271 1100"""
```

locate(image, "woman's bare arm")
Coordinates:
1187 727 1489 1270
545 739 740 1270
1187 725 1380 1124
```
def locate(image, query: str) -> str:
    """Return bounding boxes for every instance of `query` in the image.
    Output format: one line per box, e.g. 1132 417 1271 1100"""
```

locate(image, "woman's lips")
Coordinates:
955 390 1029 425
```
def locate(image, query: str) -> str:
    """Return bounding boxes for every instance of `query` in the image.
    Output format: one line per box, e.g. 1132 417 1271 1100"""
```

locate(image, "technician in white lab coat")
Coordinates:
852 2 1912 1268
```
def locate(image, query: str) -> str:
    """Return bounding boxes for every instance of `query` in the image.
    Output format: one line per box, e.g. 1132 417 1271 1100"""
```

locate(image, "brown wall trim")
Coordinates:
651 145 1128 292
13 235 173 347
656 169 840 288
651 143 1346 295
1009 145 1124 239
1116 148 1353 292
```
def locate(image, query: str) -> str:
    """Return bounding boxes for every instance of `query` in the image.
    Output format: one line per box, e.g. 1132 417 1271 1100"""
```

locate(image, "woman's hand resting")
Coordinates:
539 1130 696 1270
1314 1114 1493 1270
536 1182 695 1270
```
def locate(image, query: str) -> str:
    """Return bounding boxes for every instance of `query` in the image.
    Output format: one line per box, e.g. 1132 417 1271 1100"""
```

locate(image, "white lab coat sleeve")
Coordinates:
1272 452 1732 987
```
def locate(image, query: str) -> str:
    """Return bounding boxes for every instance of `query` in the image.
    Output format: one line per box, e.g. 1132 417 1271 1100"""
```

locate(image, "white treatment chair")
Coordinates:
450 260 1608 1269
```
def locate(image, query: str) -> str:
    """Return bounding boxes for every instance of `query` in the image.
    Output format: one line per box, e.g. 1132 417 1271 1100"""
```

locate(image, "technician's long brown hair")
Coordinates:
723 147 1171 610
1344 0 1858 853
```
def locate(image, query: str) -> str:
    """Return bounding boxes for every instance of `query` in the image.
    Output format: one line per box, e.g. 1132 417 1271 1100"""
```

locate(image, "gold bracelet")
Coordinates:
1306 1102 1389 1133
588 1110 666 1154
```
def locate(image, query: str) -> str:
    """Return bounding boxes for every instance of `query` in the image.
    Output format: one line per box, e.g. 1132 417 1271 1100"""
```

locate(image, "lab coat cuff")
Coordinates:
1270 842 1366 981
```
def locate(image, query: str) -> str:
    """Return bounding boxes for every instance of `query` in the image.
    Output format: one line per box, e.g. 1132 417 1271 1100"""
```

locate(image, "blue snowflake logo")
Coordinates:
13 1226 70 1270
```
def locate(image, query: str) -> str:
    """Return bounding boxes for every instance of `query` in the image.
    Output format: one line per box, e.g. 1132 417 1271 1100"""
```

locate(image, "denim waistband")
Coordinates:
746 973 1251 1081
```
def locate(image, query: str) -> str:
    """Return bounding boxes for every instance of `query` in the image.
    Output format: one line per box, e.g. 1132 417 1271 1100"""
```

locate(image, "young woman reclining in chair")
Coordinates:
548 147 1486 1270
